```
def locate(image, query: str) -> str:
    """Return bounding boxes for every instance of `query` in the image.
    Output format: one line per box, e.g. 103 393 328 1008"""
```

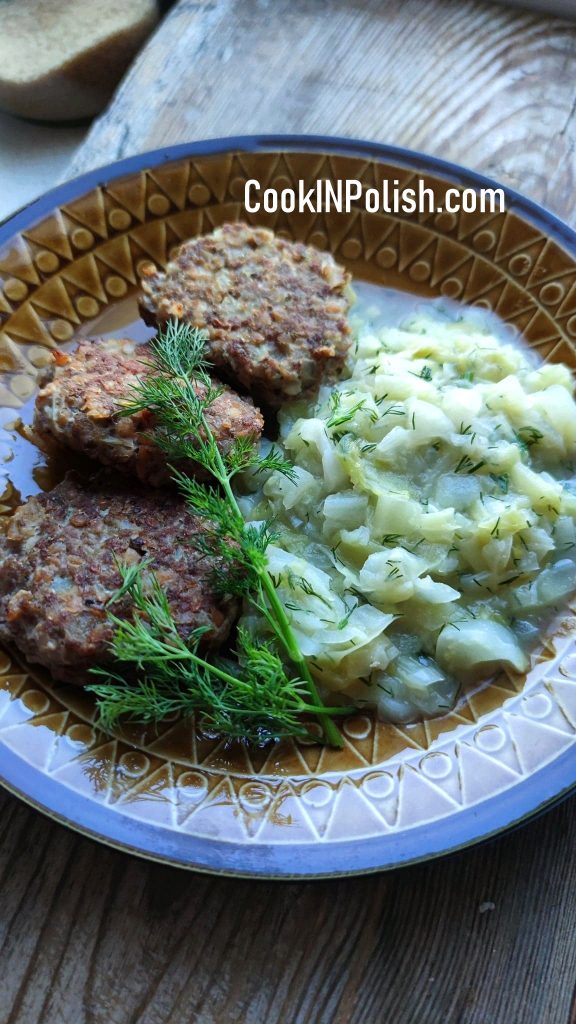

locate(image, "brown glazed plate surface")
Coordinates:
1 135 576 878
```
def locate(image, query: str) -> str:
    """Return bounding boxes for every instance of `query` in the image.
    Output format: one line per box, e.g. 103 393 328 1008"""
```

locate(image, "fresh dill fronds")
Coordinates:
88 320 344 747
326 393 367 429
498 574 522 587
386 564 403 580
380 404 405 418
285 571 332 608
330 542 346 566
454 454 474 474
408 365 433 381
88 568 346 744
453 454 486 475
514 425 544 453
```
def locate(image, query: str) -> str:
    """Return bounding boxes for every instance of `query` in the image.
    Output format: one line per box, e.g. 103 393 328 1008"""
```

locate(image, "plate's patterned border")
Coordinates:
1 631 575 843
2 150 576 408
1 142 576 856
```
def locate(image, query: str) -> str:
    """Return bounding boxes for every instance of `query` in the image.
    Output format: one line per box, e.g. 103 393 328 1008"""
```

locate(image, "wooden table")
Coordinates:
4 2 576 1021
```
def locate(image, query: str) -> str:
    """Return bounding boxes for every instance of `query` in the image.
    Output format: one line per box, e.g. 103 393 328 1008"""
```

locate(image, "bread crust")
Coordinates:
0 0 158 120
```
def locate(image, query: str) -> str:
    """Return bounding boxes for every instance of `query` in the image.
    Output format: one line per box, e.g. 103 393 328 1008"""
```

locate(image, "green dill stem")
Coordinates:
119 324 344 747
127 634 336 715
114 631 245 688
257 570 342 746
210 430 343 748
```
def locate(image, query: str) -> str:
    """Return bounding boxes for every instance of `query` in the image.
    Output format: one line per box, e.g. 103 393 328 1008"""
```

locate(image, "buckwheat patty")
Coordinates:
33 338 264 487
0 476 237 684
138 222 353 406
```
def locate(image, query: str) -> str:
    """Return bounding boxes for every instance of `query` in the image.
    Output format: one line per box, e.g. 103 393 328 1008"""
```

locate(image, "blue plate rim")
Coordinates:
0 133 575 877
2 133 576 253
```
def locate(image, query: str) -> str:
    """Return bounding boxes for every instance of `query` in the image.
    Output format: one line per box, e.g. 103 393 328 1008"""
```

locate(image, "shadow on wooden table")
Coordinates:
1 787 573 1024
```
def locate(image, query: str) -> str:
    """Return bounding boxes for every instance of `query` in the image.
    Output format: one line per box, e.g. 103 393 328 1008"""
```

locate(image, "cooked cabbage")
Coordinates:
238 296 576 724
374 655 458 723
436 620 528 678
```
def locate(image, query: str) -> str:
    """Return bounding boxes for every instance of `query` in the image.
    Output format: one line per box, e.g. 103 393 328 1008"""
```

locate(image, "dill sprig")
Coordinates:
88 563 348 744
326 391 367 429
514 425 544 454
87 320 344 747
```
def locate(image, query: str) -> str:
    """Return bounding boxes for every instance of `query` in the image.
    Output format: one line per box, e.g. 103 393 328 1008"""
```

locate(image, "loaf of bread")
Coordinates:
0 0 159 122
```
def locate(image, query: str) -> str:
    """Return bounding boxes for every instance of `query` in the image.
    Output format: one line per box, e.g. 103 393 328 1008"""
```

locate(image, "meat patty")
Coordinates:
138 222 353 406
0 476 237 684
33 338 264 487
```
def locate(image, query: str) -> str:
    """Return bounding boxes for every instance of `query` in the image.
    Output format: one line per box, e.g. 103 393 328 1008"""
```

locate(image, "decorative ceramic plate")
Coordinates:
1 136 576 878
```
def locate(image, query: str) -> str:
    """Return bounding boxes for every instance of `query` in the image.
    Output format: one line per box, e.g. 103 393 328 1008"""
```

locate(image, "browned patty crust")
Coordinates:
138 222 353 405
0 476 237 684
33 338 264 487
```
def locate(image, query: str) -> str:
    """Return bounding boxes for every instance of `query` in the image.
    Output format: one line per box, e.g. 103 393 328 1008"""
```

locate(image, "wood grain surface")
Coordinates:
3 1 576 1022
1 786 575 1024
68 0 576 224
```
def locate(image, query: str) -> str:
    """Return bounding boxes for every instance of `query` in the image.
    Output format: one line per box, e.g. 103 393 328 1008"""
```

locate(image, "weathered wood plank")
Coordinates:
1 785 575 1024
67 0 576 223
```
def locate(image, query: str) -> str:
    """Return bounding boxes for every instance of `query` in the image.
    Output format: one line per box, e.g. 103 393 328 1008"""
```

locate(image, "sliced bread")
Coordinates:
0 0 159 121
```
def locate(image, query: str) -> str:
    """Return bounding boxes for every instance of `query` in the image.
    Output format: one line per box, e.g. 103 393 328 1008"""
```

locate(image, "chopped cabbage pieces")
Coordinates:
239 297 576 724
